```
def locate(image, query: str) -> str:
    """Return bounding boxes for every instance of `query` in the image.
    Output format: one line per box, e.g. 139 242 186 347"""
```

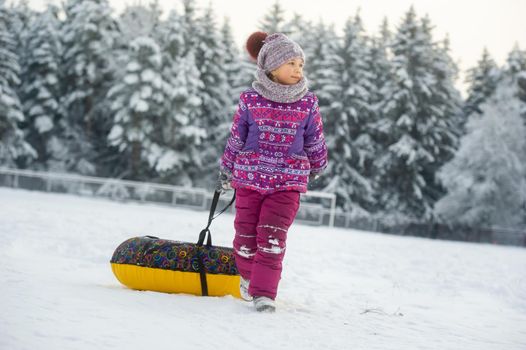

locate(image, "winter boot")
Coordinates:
253 296 276 312
240 277 253 301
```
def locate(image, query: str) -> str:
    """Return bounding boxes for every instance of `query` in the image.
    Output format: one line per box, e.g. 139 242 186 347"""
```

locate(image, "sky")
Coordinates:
26 0 526 96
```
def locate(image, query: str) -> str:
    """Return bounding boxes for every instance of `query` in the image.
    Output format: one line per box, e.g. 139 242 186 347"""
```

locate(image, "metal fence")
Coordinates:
1 167 524 246
0 167 336 227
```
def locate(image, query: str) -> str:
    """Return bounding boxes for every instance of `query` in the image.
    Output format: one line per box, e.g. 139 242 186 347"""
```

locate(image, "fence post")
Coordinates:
141 185 148 202
172 190 177 206
329 194 336 227
45 175 51 192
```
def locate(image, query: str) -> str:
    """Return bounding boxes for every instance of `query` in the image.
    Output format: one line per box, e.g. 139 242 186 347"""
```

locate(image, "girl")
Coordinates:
218 32 328 312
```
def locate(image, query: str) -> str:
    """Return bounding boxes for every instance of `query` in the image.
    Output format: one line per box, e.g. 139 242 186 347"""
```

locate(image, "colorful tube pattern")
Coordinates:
110 236 241 298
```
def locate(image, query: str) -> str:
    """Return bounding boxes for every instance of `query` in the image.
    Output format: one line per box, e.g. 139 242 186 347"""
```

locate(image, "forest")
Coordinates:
0 0 525 230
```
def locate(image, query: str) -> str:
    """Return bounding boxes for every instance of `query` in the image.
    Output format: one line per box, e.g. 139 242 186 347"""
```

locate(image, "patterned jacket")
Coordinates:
220 88 328 194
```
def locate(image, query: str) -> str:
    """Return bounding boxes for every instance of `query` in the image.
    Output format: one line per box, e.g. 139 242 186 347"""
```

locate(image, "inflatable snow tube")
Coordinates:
110 236 241 298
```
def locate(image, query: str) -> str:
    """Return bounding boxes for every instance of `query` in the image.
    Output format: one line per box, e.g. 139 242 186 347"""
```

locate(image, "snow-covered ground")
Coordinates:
1 187 525 350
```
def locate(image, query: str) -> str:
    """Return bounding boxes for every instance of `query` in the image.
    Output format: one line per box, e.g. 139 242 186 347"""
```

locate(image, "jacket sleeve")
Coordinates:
304 97 328 174
220 95 249 175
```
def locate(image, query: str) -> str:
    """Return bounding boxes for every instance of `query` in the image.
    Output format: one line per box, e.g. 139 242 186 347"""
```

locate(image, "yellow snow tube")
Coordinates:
110 236 241 298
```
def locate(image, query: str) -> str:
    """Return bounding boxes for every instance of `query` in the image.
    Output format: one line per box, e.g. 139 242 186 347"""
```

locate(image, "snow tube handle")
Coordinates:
197 189 236 247
196 189 236 296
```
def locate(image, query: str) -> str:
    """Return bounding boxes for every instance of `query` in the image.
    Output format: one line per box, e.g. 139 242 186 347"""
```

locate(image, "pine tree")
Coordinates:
160 9 186 65
192 4 232 187
369 17 393 98
375 7 462 219
157 8 206 186
306 21 339 111
119 1 162 43
60 0 121 174
464 48 501 118
159 51 206 186
7 0 35 75
364 18 394 210
505 44 526 78
107 36 171 179
282 13 310 46
504 45 526 225
321 12 376 214
435 81 526 229
20 5 65 171
180 0 199 55
220 18 245 101
504 44 526 119
0 0 35 167
420 20 463 202
259 1 286 33
435 35 463 134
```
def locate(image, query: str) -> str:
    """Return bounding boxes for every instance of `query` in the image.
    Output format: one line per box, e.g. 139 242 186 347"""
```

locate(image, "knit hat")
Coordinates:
246 32 305 73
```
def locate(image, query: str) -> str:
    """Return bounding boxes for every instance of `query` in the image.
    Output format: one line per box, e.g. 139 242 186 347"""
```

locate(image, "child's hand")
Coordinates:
216 171 232 194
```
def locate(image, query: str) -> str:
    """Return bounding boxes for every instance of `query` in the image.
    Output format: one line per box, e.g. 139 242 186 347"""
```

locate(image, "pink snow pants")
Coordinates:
233 188 301 300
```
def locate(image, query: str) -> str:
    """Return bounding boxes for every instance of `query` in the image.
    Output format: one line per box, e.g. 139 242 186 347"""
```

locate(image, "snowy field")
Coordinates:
1 187 525 350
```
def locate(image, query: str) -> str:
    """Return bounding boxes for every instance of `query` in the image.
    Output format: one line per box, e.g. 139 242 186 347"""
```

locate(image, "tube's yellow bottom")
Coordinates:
111 263 241 298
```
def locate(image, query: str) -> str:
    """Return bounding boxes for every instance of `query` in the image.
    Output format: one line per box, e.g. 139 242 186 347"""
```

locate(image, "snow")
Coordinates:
129 92 148 112
34 116 53 133
107 125 123 142
141 69 155 82
1 187 525 350
0 92 16 107
132 99 149 112
126 61 141 72
140 86 152 99
155 150 179 172
124 74 139 85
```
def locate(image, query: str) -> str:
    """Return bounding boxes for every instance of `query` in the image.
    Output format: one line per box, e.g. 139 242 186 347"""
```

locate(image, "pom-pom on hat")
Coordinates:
246 31 268 61
246 31 305 73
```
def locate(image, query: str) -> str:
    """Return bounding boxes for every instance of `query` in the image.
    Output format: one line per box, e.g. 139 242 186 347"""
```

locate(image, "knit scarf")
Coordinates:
252 68 309 104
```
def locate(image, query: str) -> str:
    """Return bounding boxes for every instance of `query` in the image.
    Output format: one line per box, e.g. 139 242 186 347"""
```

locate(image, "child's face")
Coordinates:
269 57 304 85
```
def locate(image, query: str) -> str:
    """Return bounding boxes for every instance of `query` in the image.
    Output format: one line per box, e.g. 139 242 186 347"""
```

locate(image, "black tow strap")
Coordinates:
196 189 236 296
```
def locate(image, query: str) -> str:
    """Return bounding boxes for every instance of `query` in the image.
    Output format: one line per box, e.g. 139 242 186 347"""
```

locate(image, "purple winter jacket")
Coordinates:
220 88 328 194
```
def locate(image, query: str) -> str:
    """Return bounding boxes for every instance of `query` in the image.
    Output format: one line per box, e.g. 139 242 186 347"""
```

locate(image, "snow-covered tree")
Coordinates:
374 7 462 219
192 4 232 187
259 1 286 33
157 7 207 184
19 5 66 171
434 35 464 131
504 44 526 118
60 0 121 174
7 0 35 71
421 26 463 198
503 45 526 226
464 48 501 118
505 44 526 78
220 18 245 101
519 70 526 104
107 36 171 179
320 12 376 214
361 18 394 210
158 51 206 186
180 0 200 55
0 0 35 167
119 1 162 43
368 18 393 97
231 51 257 99
305 21 340 109
159 9 186 64
435 81 526 229
282 13 310 46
